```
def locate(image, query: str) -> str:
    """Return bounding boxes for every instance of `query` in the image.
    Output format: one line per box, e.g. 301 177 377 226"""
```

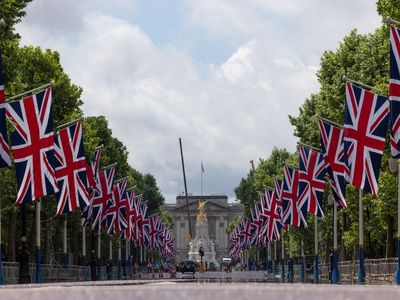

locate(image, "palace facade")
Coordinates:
162 195 243 263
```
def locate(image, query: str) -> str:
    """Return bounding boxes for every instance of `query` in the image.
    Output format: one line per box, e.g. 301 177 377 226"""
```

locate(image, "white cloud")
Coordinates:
15 1 381 202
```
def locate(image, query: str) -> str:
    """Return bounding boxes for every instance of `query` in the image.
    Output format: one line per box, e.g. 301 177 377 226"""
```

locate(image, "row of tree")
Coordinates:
0 1 169 265
232 0 400 262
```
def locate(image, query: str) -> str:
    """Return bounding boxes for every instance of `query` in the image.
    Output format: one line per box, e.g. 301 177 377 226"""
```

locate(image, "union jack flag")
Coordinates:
162 228 174 257
262 187 282 241
123 188 136 240
81 146 102 226
298 145 327 218
105 179 128 235
139 201 150 245
344 82 389 196
54 122 89 214
318 119 348 208
147 215 162 250
239 218 253 250
281 165 307 228
6 87 58 204
250 200 263 246
390 26 400 158
0 50 11 168
90 164 115 230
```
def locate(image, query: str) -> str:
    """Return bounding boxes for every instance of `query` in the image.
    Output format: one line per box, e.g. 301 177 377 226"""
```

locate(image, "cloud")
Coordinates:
15 1 381 202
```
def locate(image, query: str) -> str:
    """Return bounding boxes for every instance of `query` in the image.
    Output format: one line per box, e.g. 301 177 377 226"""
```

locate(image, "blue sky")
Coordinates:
16 0 381 202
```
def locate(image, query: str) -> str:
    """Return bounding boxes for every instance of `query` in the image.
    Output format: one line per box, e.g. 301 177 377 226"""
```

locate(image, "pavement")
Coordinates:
1 271 400 300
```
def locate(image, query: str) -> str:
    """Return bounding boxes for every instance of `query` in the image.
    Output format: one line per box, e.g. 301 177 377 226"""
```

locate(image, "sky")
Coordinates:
15 0 382 203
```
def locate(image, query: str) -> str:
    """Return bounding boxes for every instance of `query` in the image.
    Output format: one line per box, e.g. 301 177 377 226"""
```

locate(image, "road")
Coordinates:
0 271 399 300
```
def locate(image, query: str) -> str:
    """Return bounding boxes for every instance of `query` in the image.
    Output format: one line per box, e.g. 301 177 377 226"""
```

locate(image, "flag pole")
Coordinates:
5 82 53 103
281 232 285 283
63 219 68 269
200 161 203 196
118 238 122 280
35 201 41 283
358 189 365 284
179 138 192 241
109 239 113 280
267 241 272 274
314 217 319 284
273 240 277 278
82 225 88 281
301 240 305 283
288 232 294 283
332 199 340 284
343 76 383 94
0 198 3 285
396 159 400 285
126 239 131 278
97 227 101 280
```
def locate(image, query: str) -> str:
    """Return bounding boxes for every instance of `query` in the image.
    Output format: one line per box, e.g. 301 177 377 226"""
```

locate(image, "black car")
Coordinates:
179 260 196 274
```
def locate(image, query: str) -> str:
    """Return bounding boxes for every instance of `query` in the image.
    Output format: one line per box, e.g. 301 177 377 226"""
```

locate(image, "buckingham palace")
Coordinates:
162 195 243 263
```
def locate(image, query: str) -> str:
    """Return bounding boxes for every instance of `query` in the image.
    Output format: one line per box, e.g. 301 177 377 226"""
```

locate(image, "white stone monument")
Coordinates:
188 200 220 268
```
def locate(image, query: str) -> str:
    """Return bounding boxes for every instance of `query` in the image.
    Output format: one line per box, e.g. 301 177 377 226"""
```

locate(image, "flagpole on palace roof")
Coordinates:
5 81 53 103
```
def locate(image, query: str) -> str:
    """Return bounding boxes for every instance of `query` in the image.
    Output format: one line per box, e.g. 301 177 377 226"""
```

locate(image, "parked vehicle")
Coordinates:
180 260 196 274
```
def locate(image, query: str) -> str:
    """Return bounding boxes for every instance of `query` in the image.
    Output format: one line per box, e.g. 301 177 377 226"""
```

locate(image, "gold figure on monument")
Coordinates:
196 200 208 222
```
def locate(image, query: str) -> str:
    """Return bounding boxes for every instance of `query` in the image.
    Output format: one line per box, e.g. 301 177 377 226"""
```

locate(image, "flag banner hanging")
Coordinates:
262 187 282 241
298 145 327 218
0 50 11 168
250 199 263 246
318 119 348 208
148 215 161 250
389 26 400 158
138 201 150 245
105 179 128 235
81 146 102 226
54 122 89 214
239 218 253 250
282 165 307 228
344 82 389 196
90 165 115 230
6 87 58 204
123 189 135 240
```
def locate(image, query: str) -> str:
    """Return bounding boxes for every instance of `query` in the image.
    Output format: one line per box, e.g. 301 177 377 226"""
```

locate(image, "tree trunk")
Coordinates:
7 207 16 262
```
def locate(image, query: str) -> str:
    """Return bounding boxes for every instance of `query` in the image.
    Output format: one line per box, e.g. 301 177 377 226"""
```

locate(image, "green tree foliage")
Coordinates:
0 2 166 264
233 2 400 261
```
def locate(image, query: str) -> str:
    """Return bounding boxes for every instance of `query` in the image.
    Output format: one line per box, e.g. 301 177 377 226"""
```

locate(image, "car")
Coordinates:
180 260 196 274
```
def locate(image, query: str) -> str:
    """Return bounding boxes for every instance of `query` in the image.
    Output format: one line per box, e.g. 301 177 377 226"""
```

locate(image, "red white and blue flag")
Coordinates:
318 119 348 208
389 26 400 158
6 87 58 204
90 164 115 230
239 218 253 250
81 146 102 226
0 50 11 168
123 188 136 240
147 215 162 250
282 165 307 228
54 122 89 214
298 145 327 218
262 187 282 241
105 179 128 235
344 82 389 196
250 200 264 246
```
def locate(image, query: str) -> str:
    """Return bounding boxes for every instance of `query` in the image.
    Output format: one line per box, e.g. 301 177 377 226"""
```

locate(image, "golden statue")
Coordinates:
196 200 208 222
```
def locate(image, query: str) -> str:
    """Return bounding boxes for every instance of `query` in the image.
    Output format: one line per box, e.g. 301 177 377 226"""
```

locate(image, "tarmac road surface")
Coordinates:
0 271 399 300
